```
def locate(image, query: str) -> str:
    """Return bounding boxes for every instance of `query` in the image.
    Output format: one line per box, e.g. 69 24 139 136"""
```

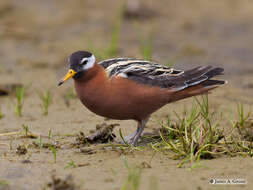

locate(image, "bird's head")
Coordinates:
58 51 96 86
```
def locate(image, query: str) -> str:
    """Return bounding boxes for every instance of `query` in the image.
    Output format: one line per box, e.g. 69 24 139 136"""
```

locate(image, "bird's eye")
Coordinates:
81 60 88 65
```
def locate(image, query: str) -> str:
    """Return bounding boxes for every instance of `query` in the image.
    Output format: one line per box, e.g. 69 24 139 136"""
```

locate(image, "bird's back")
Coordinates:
98 58 226 91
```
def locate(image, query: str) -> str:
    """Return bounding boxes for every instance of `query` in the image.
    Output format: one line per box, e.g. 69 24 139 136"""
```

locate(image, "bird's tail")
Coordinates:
169 66 227 102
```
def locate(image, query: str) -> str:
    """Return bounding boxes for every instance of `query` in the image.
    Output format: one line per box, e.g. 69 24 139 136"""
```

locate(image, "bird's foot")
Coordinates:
119 136 138 147
119 131 137 145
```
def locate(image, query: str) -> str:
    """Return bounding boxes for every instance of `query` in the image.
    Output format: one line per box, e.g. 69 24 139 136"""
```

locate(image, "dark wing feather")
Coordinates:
127 66 225 90
98 58 225 91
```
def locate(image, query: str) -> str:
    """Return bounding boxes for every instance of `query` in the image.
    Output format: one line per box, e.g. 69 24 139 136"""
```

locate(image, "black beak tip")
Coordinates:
58 81 63 86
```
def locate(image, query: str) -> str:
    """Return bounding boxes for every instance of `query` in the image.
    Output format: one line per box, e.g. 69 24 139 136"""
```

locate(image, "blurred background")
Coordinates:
1 1 253 189
0 0 253 110
1 0 253 79
0 0 253 124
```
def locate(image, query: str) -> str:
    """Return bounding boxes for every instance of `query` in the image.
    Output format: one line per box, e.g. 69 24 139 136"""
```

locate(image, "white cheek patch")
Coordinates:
82 55 96 70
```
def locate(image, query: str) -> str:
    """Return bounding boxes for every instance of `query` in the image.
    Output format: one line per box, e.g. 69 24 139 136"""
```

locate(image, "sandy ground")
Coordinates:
0 0 253 189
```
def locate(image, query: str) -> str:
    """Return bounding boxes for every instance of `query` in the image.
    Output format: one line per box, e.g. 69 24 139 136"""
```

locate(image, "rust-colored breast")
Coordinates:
74 64 171 121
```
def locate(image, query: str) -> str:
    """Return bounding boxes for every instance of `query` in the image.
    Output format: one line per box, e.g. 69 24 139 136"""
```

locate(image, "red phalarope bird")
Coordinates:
58 51 226 146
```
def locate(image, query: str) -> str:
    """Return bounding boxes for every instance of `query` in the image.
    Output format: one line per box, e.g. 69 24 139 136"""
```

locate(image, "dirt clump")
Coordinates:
16 145 27 155
74 123 119 147
0 84 23 96
236 121 253 141
47 174 78 190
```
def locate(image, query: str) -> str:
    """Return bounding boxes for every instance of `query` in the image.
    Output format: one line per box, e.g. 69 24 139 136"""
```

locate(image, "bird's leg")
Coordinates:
123 121 143 144
124 130 138 143
131 117 150 146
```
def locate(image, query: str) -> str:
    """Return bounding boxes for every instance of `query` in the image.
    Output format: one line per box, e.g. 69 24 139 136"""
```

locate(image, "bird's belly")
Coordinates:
79 89 168 121
74 85 132 119
79 97 142 120
82 96 164 120
75 76 169 121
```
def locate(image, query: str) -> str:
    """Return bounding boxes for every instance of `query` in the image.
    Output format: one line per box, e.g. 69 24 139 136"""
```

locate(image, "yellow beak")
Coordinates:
58 69 77 86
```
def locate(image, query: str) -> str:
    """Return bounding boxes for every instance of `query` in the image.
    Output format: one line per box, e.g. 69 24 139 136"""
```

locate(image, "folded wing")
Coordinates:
98 58 226 92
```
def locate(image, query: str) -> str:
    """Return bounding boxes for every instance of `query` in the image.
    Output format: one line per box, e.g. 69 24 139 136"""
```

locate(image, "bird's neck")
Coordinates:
74 63 107 84
73 63 109 107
